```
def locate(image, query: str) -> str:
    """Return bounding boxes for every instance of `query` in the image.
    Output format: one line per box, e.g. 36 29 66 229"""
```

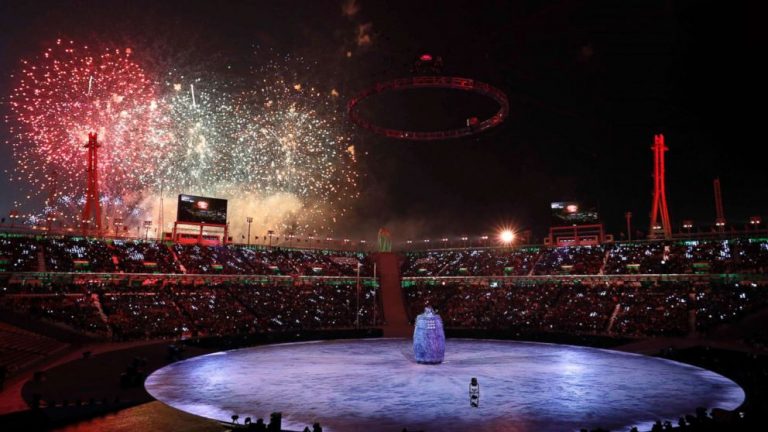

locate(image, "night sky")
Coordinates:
1 0 766 241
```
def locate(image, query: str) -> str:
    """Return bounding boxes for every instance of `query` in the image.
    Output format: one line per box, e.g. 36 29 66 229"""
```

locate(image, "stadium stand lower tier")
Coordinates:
402 279 768 338
0 321 68 377
0 281 382 341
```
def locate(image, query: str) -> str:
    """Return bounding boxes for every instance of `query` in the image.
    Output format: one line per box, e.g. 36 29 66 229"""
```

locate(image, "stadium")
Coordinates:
0 1 766 432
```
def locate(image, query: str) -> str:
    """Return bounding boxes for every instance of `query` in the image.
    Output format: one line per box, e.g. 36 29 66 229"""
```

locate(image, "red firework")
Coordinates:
6 39 165 204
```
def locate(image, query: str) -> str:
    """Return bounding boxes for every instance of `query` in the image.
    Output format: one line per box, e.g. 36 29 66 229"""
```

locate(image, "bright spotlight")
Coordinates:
499 230 515 244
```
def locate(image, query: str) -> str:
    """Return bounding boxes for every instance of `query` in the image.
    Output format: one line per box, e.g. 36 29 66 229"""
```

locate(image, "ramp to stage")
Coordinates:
374 252 411 337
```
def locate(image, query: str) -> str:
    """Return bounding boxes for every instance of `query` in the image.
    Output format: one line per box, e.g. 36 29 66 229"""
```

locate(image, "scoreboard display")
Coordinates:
551 201 599 225
177 194 228 224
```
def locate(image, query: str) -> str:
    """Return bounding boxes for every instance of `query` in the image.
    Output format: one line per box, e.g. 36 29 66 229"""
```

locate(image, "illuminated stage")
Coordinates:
145 339 744 431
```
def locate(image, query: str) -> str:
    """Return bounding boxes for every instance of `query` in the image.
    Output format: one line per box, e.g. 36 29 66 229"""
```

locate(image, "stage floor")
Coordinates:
145 339 744 432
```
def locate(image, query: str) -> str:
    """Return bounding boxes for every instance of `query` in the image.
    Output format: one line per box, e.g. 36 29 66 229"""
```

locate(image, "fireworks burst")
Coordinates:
7 39 162 207
6 41 358 235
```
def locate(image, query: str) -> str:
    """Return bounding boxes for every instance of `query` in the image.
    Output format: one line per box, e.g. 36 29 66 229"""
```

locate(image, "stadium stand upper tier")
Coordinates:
1 234 767 276
401 238 768 276
0 234 374 276
0 233 768 277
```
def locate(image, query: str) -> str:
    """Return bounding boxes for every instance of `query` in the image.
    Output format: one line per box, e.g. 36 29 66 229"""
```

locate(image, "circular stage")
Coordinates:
146 339 744 432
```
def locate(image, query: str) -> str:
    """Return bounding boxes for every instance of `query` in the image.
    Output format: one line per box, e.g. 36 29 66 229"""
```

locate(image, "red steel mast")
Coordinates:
649 134 672 239
82 132 102 235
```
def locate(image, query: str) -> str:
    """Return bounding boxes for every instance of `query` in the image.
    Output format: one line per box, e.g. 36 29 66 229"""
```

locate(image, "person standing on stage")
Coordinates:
469 377 480 407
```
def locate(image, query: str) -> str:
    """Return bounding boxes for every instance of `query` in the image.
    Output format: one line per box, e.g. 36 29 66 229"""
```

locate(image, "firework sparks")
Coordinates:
6 41 358 235
7 39 161 205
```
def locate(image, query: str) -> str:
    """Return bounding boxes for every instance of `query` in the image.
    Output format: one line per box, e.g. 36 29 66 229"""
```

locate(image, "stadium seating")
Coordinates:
402 279 768 337
1 234 767 343
0 280 381 341
0 321 68 374
402 238 768 276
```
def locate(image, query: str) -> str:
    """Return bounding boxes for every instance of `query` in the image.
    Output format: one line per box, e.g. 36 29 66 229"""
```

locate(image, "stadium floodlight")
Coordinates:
143 220 152 240
499 230 515 244
114 218 124 238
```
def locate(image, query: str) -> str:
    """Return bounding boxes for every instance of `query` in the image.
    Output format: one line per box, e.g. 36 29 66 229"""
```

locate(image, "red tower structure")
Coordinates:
649 134 672 239
714 178 726 232
82 132 102 235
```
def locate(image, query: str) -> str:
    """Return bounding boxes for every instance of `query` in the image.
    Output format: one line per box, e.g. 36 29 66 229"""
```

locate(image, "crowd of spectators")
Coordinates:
0 294 109 335
170 244 376 276
100 291 186 340
3 276 763 342
112 239 180 273
168 285 258 336
2 234 767 277
595 239 768 275
0 235 374 276
694 281 768 332
403 280 768 338
402 238 768 276
401 248 540 277
603 242 735 275
2 234 768 343
0 236 40 272
0 280 381 341
533 245 606 275
541 282 617 333
403 280 561 329
612 282 692 337
44 237 116 272
723 238 768 274
170 245 375 276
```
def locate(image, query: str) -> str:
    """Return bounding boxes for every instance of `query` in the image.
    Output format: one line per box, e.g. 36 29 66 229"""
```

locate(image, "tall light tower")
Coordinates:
82 132 103 235
46 170 59 234
157 182 164 241
714 178 726 232
143 220 152 240
649 134 672 239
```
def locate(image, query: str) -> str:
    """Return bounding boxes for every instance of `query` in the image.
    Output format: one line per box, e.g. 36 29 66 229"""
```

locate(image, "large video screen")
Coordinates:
551 201 599 225
177 194 228 224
